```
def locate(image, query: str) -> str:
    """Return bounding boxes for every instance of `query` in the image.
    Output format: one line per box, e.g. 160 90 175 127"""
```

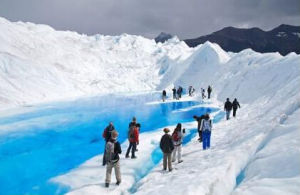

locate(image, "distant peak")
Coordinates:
155 32 174 43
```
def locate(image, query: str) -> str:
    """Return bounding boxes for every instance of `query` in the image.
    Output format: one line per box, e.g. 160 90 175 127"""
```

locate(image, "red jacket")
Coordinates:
129 127 139 143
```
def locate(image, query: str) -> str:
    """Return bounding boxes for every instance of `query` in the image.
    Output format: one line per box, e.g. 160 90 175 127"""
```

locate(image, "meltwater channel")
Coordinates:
0 93 220 195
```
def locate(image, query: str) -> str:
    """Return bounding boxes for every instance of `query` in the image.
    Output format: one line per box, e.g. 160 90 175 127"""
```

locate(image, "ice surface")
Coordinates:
0 17 299 195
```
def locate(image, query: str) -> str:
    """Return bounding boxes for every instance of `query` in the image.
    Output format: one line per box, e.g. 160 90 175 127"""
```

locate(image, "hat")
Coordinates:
111 130 118 139
163 128 170 133
132 117 136 121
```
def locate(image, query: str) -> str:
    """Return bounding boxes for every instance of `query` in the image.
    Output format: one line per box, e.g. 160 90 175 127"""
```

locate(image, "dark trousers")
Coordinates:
208 92 211 99
233 108 237 117
126 142 137 157
198 130 203 142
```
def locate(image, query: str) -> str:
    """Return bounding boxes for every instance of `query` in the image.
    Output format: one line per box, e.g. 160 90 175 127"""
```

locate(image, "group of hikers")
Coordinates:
162 85 213 102
101 91 241 187
224 98 241 120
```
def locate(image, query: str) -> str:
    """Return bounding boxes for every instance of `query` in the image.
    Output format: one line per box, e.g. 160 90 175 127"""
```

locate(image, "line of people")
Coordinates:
163 85 213 102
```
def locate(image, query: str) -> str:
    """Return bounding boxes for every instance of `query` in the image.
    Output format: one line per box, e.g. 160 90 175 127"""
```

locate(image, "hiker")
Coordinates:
160 128 174 171
207 85 212 99
172 123 185 163
129 117 137 128
201 88 206 99
105 130 122 188
224 98 233 120
193 115 205 142
172 87 177 99
162 90 167 102
128 117 139 151
177 86 183 99
191 87 195 96
125 123 139 159
200 113 212 150
102 122 115 166
188 86 192 96
232 98 241 117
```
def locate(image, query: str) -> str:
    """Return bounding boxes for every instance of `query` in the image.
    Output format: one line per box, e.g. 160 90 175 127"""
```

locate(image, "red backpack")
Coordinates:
172 131 179 141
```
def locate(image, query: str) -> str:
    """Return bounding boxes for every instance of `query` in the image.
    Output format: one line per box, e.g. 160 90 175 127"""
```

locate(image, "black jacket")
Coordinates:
160 134 174 153
172 88 176 94
208 86 212 93
232 100 241 110
162 90 167 96
129 122 136 128
224 101 233 111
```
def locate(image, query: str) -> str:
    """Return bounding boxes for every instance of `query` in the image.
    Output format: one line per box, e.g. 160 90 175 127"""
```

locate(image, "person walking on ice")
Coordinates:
105 130 122 188
125 123 139 159
201 88 206 99
224 98 233 120
160 128 174 171
172 123 185 163
193 115 205 142
207 85 212 99
102 122 115 166
200 113 212 150
162 90 167 102
172 87 177 99
232 98 241 117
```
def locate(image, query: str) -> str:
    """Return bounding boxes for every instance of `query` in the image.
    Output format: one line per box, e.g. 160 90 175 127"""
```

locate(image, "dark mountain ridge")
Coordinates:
183 24 300 55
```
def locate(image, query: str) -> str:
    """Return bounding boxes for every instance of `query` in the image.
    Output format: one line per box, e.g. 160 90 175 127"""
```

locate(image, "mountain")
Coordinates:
154 32 174 43
184 24 300 55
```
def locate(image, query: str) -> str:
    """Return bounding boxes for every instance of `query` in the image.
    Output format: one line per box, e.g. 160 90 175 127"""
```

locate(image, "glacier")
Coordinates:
0 17 299 195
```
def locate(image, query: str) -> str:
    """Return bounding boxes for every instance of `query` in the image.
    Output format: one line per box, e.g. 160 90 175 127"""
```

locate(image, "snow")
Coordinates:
276 32 287 37
0 16 300 195
292 32 300 38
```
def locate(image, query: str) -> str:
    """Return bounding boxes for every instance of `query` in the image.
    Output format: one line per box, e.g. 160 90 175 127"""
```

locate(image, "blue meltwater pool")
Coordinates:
0 93 220 195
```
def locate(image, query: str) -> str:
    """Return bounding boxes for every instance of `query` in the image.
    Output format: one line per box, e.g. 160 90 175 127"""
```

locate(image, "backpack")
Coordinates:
105 141 117 163
202 120 212 132
128 126 135 139
172 131 180 142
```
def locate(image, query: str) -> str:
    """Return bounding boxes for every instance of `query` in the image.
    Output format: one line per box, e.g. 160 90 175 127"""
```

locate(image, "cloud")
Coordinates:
0 0 299 39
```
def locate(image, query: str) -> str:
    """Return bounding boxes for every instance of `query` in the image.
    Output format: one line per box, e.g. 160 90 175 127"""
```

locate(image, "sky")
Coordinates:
0 0 300 39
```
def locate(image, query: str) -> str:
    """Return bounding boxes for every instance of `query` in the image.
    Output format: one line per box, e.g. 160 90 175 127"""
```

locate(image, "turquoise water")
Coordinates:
0 93 219 195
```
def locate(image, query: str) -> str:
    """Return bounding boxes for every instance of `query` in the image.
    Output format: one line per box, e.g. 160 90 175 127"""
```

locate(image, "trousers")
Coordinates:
226 110 231 120
172 145 182 162
163 153 172 171
105 160 121 184
202 131 211 150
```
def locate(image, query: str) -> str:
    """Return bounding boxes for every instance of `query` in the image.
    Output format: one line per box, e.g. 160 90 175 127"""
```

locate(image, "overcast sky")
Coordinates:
0 0 299 39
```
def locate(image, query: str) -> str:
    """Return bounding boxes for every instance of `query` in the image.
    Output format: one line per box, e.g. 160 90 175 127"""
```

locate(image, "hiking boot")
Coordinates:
131 156 137 159
105 183 109 188
116 181 121 185
125 155 129 158
163 168 167 171
178 160 183 163
169 168 173 172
